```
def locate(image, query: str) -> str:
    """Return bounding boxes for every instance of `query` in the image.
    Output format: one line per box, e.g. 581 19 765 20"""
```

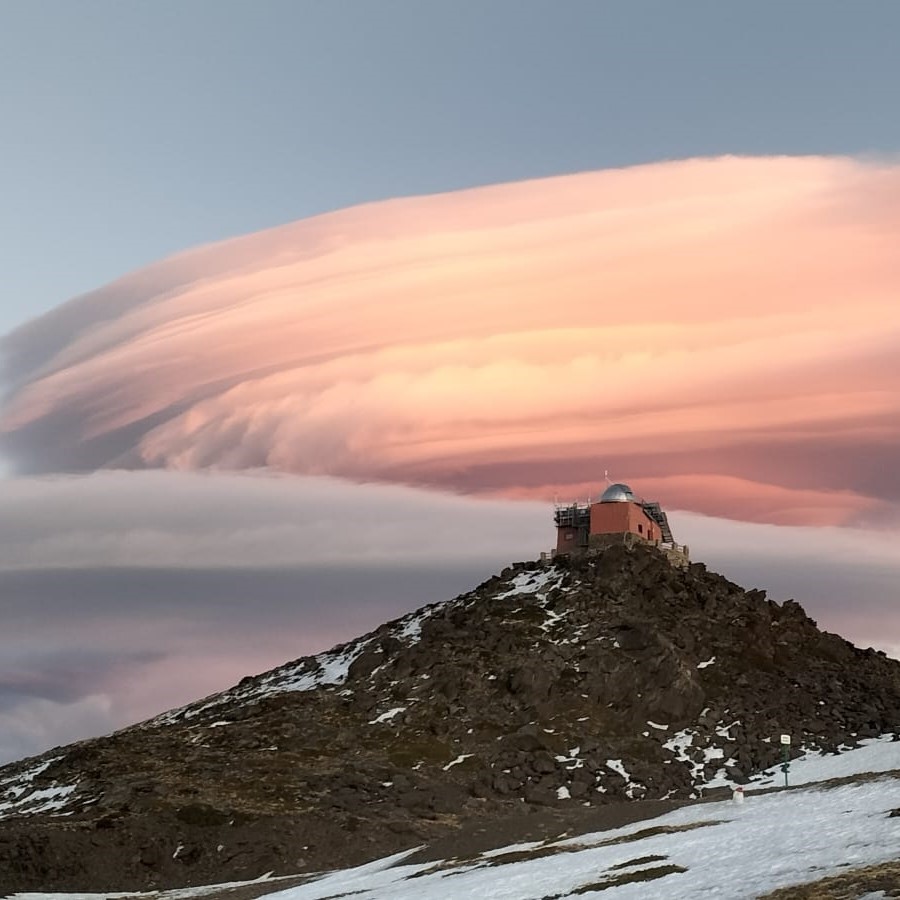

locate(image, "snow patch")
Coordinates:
605 759 644 798
396 607 432 644
443 754 473 771
369 707 406 725
493 568 562 601
0 759 78 820
664 727 732 789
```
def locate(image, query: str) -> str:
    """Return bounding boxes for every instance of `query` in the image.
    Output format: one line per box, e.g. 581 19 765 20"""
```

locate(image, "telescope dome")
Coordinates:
600 482 635 503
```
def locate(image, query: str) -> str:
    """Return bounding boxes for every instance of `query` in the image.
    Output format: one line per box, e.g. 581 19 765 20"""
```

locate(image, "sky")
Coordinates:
2 1 900 765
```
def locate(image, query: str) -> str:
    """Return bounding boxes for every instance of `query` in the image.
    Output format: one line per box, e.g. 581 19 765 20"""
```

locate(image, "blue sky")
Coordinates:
2 0 900 336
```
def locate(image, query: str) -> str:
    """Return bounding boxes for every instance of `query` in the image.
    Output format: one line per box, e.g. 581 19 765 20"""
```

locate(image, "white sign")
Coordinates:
780 734 791 745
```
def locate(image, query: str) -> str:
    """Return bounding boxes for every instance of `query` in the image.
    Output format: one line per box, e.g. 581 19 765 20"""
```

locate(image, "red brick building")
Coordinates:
554 482 679 556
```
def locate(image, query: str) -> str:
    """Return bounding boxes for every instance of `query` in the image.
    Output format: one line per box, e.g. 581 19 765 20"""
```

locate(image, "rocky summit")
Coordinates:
2 542 900 892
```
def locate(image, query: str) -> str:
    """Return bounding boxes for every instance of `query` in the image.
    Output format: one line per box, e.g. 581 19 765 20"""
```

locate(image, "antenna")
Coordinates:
604 469 612 485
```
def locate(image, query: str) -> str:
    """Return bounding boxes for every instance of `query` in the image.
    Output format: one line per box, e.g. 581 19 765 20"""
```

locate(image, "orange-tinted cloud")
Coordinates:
2 156 900 526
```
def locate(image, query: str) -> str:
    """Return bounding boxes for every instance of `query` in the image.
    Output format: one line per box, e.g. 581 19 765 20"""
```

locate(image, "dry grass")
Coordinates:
539 863 687 897
406 819 717 879
758 859 900 899
608 853 669 870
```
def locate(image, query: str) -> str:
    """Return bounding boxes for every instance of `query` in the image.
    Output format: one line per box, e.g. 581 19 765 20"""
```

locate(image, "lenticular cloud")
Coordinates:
2 156 900 527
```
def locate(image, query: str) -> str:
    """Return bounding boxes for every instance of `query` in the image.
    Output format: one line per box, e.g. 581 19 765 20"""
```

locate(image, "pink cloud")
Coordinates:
2 156 900 526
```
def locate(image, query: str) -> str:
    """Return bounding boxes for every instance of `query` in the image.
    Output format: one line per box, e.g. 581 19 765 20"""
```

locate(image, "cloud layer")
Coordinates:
3 156 900 526
0 471 549 570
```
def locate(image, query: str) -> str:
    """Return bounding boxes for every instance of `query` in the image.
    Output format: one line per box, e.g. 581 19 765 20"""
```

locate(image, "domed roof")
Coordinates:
600 482 636 503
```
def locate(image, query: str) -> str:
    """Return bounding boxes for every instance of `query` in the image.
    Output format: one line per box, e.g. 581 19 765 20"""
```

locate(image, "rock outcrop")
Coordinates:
2 542 899 891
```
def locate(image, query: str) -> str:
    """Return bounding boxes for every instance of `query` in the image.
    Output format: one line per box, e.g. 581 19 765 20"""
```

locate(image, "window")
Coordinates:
637 523 643 534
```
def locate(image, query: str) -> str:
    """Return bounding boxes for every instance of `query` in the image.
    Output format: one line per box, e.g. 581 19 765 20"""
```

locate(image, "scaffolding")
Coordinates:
553 502 591 529
554 502 591 548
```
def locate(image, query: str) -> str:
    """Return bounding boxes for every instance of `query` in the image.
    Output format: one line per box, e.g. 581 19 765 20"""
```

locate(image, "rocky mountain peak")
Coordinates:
2 542 899 891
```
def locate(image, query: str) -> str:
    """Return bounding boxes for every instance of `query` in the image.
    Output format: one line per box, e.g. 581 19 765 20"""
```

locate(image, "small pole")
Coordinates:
780 734 791 787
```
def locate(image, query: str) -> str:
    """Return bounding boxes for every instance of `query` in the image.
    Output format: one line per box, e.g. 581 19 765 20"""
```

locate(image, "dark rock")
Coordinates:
529 752 558 775
348 648 385 680
175 804 231 827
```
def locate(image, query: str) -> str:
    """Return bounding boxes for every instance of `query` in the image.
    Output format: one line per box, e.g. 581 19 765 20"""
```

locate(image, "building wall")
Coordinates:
556 525 585 554
589 501 658 542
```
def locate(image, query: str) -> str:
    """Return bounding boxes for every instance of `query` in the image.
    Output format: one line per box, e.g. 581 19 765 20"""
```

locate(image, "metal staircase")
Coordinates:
640 501 674 544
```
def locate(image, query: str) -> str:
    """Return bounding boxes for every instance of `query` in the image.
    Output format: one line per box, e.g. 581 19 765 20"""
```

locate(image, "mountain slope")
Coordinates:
2 542 900 891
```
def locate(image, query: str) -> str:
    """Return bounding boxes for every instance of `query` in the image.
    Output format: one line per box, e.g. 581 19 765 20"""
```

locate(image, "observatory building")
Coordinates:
554 482 688 564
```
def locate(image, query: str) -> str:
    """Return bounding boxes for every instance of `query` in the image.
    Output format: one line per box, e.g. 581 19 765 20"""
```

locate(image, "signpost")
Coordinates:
780 734 791 787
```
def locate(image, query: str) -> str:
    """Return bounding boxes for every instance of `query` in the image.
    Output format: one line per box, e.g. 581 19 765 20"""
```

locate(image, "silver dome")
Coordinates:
599 482 635 503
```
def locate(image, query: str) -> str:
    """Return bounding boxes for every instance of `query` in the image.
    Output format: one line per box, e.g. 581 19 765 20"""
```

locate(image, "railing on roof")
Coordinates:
553 503 591 529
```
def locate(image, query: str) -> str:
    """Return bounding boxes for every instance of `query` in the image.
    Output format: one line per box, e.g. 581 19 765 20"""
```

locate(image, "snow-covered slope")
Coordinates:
9 740 900 899
264 776 900 899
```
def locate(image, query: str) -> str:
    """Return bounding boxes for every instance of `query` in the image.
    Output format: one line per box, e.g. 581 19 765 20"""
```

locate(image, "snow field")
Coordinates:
258 775 900 899
747 733 900 790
